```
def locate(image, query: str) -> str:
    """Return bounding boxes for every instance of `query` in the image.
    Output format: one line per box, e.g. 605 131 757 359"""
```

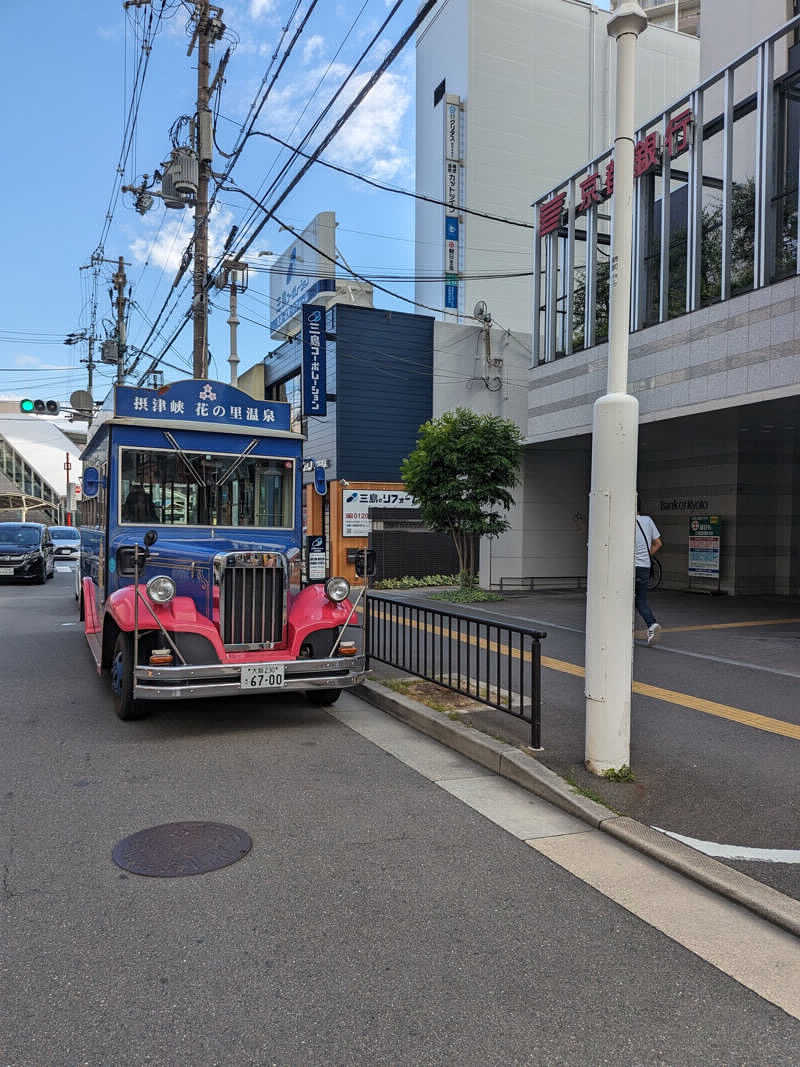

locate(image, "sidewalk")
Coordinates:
356 584 800 922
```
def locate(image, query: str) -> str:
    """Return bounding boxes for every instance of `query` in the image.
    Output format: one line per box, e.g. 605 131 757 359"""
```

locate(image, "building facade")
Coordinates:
0 405 83 522
508 8 800 595
255 303 434 584
415 0 700 336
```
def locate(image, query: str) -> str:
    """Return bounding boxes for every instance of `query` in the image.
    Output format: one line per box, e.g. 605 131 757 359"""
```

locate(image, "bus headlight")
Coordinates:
146 575 176 604
325 577 350 603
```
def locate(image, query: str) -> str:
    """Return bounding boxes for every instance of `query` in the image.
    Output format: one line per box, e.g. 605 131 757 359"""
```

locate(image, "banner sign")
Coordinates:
269 212 336 339
342 488 416 537
443 95 463 314
688 515 721 578
115 380 290 431
302 304 327 417
306 534 327 581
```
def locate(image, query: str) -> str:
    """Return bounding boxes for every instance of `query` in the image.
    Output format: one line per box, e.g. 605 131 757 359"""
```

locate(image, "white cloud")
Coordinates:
129 205 234 273
249 0 275 17
302 34 324 65
263 64 412 182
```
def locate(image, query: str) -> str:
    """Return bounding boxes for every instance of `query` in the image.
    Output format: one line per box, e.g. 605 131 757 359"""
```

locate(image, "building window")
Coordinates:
267 372 302 434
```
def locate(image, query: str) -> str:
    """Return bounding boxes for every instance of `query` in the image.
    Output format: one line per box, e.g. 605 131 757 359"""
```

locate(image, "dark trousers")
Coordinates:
635 566 656 627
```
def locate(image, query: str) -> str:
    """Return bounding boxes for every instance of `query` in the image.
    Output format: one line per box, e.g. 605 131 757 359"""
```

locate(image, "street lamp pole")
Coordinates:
584 2 647 775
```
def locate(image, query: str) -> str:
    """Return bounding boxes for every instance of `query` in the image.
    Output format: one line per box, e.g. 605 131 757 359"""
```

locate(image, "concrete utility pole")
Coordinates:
188 2 225 380
219 259 247 385
112 256 128 385
584 2 647 775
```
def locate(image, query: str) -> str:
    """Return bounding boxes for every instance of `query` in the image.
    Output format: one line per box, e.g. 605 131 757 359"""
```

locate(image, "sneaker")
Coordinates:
647 623 662 645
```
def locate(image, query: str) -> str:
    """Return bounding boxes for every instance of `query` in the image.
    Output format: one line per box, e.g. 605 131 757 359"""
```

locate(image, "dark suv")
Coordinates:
0 522 55 583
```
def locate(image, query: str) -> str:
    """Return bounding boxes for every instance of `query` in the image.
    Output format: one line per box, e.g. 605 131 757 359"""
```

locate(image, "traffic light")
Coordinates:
20 399 59 415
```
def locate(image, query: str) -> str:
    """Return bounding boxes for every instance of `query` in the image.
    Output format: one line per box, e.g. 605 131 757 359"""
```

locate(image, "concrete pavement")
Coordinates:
3 568 800 1064
360 586 800 903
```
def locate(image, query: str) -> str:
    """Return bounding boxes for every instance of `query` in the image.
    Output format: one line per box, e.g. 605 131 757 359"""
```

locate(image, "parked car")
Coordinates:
0 522 55 583
50 525 81 561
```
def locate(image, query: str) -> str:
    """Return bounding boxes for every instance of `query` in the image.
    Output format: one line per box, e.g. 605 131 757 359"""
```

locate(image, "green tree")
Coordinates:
401 409 522 586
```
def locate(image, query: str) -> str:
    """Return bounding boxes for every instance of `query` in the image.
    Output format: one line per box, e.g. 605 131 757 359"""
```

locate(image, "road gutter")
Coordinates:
353 679 800 939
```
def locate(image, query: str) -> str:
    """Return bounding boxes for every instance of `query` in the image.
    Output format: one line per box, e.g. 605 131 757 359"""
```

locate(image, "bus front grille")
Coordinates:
219 560 286 650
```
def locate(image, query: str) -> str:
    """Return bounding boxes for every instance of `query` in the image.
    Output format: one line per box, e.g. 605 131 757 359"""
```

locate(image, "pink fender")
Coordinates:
286 584 355 653
82 577 100 635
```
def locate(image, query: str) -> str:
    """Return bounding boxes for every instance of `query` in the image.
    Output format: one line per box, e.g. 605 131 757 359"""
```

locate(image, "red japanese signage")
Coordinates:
539 192 567 237
538 110 694 238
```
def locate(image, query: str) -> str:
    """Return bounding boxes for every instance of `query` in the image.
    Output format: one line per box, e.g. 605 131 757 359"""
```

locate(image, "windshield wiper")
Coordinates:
163 431 207 488
217 438 259 488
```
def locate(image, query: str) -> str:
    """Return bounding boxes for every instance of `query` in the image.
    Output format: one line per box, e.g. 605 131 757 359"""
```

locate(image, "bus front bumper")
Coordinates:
133 654 368 701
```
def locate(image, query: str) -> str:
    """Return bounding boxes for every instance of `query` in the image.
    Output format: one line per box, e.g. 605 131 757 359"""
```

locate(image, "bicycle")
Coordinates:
647 557 663 591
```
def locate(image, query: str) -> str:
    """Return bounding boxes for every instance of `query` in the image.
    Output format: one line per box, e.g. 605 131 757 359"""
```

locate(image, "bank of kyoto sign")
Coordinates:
537 109 694 238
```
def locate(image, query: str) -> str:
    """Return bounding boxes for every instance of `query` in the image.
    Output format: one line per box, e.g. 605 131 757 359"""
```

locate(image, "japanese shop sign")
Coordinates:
115 380 290 431
538 109 694 238
688 515 721 579
302 303 327 417
306 534 327 581
269 211 336 339
445 96 461 161
445 216 459 275
443 94 463 313
342 488 416 537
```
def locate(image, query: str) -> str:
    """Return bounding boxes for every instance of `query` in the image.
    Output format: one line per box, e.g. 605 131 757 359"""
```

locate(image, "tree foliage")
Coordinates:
401 409 522 584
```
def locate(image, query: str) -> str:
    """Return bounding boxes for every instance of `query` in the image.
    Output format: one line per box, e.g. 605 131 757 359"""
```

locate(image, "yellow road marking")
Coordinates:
657 617 800 635
381 613 800 742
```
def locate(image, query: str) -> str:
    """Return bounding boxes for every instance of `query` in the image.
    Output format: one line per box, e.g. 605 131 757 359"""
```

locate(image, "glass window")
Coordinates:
50 526 80 541
267 371 302 434
119 448 294 528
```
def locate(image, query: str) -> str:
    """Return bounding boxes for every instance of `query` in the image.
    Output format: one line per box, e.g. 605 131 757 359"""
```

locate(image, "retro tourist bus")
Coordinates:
76 378 366 720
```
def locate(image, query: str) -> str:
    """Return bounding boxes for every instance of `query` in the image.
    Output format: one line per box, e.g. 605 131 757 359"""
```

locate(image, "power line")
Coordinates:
256 132 534 230
227 0 417 259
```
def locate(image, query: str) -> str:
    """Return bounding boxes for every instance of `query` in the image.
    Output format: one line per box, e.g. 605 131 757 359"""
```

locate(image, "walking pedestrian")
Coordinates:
635 498 662 645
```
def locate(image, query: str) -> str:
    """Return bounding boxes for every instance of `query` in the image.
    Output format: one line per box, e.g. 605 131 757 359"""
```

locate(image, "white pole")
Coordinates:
228 276 240 386
584 2 647 775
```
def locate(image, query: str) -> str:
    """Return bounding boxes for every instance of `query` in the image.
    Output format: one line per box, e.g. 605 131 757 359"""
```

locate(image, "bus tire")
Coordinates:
306 689 341 707
110 631 147 721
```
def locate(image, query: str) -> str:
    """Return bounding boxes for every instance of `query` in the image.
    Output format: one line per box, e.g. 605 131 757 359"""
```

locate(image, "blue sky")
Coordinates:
0 0 609 408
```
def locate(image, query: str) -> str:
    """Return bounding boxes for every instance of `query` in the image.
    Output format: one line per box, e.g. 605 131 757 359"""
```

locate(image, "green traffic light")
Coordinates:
20 399 34 413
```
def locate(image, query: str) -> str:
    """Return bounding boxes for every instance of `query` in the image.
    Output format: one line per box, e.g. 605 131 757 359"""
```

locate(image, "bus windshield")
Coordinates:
119 447 294 528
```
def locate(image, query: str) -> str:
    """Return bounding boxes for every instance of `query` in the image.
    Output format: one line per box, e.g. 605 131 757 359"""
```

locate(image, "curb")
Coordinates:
353 680 800 939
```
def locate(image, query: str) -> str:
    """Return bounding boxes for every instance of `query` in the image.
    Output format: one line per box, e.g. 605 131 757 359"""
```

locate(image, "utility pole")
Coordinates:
584 3 647 775
112 256 128 384
188 2 225 379
218 259 247 385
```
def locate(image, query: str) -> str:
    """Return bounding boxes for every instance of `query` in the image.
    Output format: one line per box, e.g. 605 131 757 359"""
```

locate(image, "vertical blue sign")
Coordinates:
445 280 459 308
302 304 326 417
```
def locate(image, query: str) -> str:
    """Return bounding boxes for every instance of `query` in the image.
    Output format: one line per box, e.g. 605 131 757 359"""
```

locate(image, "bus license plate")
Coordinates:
0 568 13 576
240 664 285 690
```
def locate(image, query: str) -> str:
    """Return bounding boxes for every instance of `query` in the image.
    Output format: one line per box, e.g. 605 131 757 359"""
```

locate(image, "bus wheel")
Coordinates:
110 632 147 721
306 689 341 707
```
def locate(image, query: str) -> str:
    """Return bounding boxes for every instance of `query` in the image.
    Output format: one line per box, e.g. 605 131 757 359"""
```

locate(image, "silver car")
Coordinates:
50 525 81 561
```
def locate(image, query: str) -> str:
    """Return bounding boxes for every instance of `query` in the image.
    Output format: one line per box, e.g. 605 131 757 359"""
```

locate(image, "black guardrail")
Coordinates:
364 593 546 748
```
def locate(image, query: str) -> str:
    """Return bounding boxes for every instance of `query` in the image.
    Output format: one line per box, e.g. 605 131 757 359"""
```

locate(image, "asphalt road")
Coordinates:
366 588 800 900
2 569 799 1065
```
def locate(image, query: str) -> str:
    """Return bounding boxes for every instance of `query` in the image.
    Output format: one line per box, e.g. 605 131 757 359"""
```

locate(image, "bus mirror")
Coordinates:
144 530 158 548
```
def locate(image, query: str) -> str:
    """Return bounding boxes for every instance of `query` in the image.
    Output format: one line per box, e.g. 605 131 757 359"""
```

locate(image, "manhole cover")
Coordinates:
112 821 252 877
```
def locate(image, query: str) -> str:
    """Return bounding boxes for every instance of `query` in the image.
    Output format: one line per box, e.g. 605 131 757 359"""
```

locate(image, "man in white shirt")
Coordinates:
635 498 662 645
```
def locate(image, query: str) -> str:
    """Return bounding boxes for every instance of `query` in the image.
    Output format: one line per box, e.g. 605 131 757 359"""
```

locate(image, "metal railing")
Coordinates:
532 14 800 364
364 593 546 748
